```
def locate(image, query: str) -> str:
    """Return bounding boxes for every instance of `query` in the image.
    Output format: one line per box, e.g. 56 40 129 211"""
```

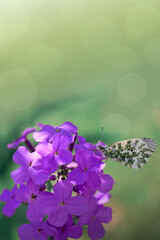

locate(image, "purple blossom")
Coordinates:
0 185 20 217
33 121 78 143
75 142 104 160
77 172 114 196
1 121 114 240
77 135 87 144
11 146 49 185
78 197 112 240
7 127 36 149
18 221 57 240
16 179 48 222
95 192 111 205
68 150 105 185
37 180 88 227
55 215 82 240
98 173 114 193
36 134 73 174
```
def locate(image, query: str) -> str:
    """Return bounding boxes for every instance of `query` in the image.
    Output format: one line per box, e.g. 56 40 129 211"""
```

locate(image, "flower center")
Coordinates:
28 162 32 167
84 167 88 171
56 128 60 132
60 201 65 206
31 194 37 200
38 228 42 232
55 151 58 155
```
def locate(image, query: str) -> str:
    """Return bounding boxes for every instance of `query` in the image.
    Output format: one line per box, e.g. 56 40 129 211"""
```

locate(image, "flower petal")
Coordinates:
48 207 68 227
37 193 58 216
30 151 43 168
7 137 24 149
36 141 53 158
88 219 105 240
12 146 30 166
75 150 92 170
27 200 43 222
52 134 69 151
89 162 105 172
77 135 87 144
41 221 57 236
53 180 73 201
41 154 58 174
96 206 112 223
65 225 82 239
95 192 111 205
59 122 78 134
78 212 93 226
16 184 29 202
66 196 88 216
68 168 88 185
0 189 11 202
56 150 73 165
11 166 29 184
86 172 101 191
26 179 40 196
2 203 16 217
18 224 36 240
22 127 36 137
55 230 68 240
99 174 114 193
33 125 56 142
28 167 49 185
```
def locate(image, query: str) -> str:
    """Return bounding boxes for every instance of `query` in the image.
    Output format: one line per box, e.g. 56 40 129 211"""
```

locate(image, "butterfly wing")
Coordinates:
101 138 156 169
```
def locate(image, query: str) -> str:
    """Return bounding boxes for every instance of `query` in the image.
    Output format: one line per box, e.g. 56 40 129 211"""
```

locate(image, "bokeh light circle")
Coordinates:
0 1 29 42
0 69 37 111
58 0 84 19
125 4 160 41
102 113 130 139
77 17 120 56
144 38 160 65
67 54 112 95
117 73 148 107
111 46 138 71
20 0 45 10
0 24 9 61
24 18 50 43
25 44 63 79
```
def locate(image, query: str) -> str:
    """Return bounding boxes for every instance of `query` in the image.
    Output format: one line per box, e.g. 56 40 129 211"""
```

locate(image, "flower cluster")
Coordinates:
0 122 114 240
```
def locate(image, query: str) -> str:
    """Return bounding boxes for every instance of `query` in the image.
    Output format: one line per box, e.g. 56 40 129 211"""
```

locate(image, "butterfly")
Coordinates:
97 138 157 169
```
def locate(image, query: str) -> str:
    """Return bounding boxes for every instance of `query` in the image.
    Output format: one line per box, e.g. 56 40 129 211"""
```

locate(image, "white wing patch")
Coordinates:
99 138 156 169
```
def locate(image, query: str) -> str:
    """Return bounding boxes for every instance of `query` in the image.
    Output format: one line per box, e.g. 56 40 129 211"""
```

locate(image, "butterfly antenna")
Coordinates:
101 126 103 142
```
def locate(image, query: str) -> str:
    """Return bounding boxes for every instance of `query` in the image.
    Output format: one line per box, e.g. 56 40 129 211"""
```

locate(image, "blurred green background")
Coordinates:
0 0 160 239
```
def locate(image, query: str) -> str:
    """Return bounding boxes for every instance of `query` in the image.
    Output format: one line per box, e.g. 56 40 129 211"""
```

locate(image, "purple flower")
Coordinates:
11 146 49 185
75 142 104 160
95 192 111 205
36 134 73 174
0 185 20 217
55 215 82 240
7 127 36 149
77 135 86 144
18 221 57 240
16 180 48 222
78 197 112 240
37 180 88 227
33 122 78 143
68 150 105 185
1 121 115 240
98 173 114 193
77 172 114 196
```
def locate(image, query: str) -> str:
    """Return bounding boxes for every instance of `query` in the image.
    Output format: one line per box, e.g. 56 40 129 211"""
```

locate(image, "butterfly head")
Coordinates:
96 141 107 150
